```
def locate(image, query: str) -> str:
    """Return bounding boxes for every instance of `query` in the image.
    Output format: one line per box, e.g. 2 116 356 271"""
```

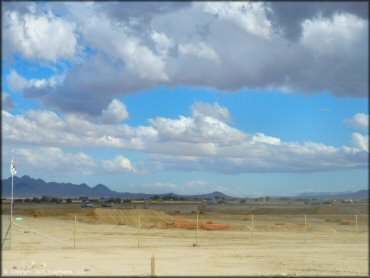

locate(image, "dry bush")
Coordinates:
33 210 46 218
325 218 339 223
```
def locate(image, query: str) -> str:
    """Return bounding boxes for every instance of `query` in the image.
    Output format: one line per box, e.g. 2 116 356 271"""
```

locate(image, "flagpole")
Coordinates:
10 153 16 249
10 169 13 249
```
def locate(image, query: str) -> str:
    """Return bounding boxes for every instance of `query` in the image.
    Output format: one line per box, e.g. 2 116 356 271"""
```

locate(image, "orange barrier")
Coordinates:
161 217 230 230
201 222 230 230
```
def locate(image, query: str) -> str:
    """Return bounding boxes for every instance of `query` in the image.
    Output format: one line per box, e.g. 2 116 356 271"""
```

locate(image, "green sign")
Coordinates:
15 217 23 222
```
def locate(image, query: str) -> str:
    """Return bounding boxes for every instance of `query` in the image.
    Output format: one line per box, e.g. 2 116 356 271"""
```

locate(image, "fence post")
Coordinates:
195 214 199 247
355 214 358 235
137 216 141 248
304 214 307 245
251 214 254 245
74 215 76 248
151 255 156 277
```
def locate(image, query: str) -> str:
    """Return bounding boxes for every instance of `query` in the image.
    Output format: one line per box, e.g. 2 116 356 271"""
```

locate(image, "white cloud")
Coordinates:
252 133 281 145
351 133 368 152
26 110 65 129
102 155 135 173
15 147 96 176
2 93 15 111
301 12 366 56
2 101 368 174
151 31 174 56
2 2 368 111
148 102 244 145
4 9 77 62
72 4 169 82
7 70 61 93
3 2 366 119
192 102 231 122
183 179 209 188
178 42 221 64
150 182 178 190
149 115 246 144
344 113 368 131
101 99 129 124
200 2 273 40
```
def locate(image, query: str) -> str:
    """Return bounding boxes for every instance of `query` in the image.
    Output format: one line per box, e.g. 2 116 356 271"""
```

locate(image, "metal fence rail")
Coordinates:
12 222 74 248
2 213 367 250
1 224 11 248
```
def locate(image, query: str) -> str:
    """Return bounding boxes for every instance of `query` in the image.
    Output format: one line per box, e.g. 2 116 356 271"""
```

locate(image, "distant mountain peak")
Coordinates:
1 175 235 199
94 184 109 189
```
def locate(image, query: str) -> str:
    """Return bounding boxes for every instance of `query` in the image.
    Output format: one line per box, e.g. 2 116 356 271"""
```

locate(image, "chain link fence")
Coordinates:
2 209 368 250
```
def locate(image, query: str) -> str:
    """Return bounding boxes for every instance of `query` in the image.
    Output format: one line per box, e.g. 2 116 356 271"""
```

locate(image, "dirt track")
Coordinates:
1 206 369 276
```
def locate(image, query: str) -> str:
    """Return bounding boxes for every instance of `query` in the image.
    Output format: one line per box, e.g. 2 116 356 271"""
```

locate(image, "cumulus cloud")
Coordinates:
344 113 369 131
101 99 129 124
102 155 136 174
2 102 368 174
14 147 96 176
183 179 209 188
191 102 231 122
200 2 274 40
71 4 169 82
149 104 245 144
3 8 77 62
148 182 178 190
7 70 61 93
3 2 367 116
267 2 368 40
151 31 175 56
178 42 221 64
351 133 369 152
2 109 155 150
301 12 366 56
2 93 15 111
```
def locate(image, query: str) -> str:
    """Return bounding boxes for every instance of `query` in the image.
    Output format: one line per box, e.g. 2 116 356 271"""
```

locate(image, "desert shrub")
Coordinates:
40 196 50 202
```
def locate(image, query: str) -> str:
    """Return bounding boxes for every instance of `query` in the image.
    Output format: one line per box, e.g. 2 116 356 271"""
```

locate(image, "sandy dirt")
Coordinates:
1 208 368 276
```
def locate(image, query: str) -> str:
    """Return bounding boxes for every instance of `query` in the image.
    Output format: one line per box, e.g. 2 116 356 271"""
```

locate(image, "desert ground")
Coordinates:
1 201 368 276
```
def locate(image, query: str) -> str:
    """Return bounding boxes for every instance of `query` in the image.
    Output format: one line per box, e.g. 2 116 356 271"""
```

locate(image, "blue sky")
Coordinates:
2 2 368 197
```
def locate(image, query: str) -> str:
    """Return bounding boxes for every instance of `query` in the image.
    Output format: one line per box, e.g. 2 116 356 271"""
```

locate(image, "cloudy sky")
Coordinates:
1 1 368 197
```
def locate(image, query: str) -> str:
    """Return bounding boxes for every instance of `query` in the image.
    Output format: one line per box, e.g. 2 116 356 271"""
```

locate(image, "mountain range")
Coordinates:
1 175 232 199
297 190 368 200
1 175 368 200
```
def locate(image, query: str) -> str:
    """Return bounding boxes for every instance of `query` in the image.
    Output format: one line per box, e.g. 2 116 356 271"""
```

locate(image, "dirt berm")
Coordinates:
250 206 362 215
3 207 175 227
91 208 175 226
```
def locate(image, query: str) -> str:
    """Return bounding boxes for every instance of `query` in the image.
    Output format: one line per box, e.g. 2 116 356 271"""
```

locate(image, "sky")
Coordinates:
1 1 369 197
